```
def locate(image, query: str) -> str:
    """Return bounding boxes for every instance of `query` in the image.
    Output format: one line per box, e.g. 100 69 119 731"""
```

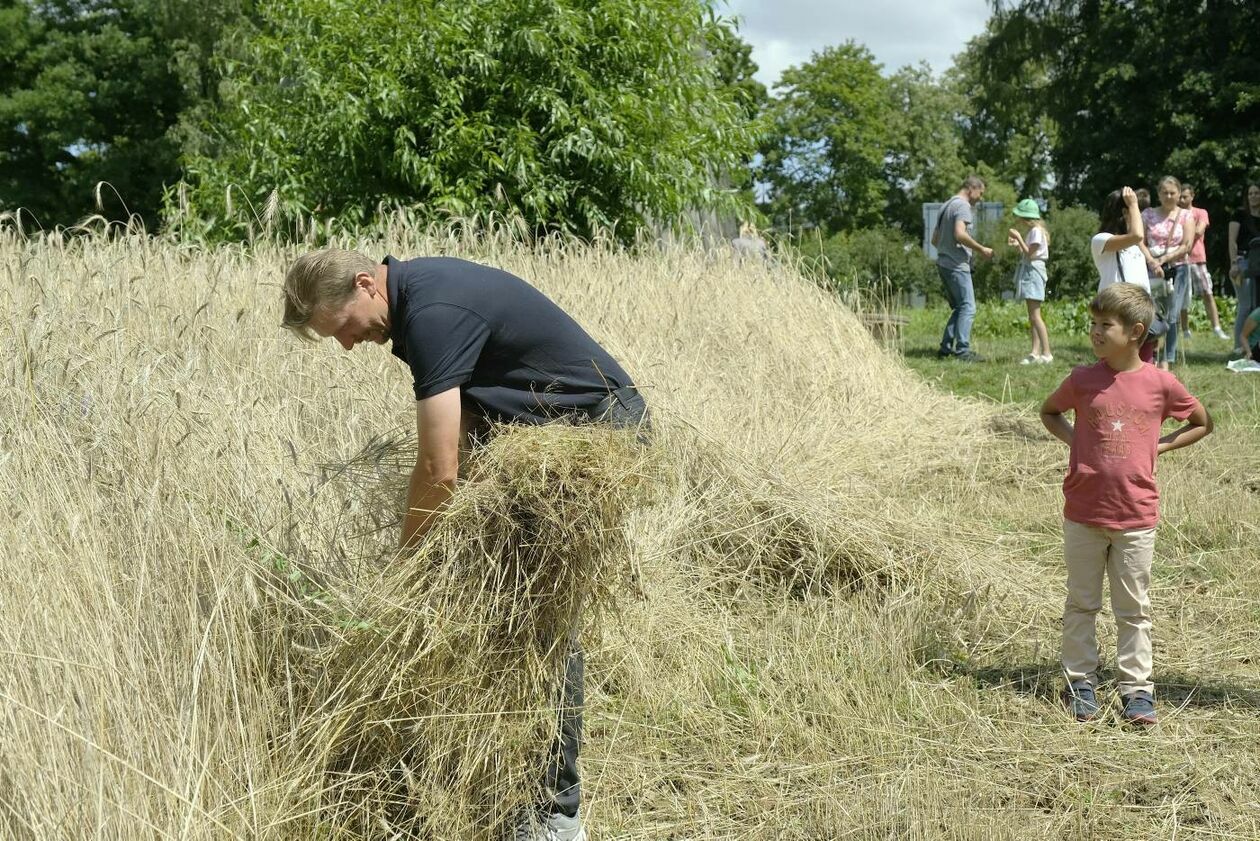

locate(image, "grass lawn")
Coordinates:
899 304 1260 432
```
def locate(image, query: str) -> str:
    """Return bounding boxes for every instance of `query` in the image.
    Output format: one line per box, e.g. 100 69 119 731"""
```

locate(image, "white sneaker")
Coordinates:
1036 354 1054 364
1214 326 1230 339
1019 354 1037 365
513 810 587 841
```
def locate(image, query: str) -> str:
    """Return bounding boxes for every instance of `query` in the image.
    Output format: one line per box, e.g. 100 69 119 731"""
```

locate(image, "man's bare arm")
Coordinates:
400 387 463 552
953 218 991 258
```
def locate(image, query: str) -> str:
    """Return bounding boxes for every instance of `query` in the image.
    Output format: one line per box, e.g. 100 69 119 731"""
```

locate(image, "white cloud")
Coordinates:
720 0 991 87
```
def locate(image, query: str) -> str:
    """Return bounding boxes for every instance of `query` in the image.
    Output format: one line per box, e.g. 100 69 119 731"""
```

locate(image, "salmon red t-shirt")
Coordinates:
1046 362 1200 529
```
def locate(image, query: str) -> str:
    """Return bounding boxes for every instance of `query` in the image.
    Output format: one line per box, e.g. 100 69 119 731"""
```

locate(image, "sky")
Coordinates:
720 0 993 88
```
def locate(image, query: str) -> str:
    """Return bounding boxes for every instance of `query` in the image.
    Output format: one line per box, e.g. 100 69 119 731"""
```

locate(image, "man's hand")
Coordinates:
979 245 995 261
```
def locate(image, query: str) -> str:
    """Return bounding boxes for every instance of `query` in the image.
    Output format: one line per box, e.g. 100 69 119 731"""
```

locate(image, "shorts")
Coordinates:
1188 262 1212 296
1015 260 1047 302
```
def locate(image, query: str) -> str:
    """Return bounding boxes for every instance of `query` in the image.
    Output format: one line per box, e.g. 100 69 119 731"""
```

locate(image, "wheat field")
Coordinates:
2 225 1259 839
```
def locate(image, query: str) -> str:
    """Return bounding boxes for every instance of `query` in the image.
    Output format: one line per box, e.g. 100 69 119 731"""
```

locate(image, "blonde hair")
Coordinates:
1090 283 1155 341
1028 217 1050 247
282 249 377 340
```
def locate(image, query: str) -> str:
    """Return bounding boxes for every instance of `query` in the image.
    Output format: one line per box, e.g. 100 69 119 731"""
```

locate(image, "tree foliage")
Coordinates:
175 0 758 241
0 0 246 229
757 42 891 234
949 26 1055 201
881 63 971 237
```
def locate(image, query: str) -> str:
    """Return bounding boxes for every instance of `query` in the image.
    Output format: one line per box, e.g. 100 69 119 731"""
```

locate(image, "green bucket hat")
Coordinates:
1013 198 1042 219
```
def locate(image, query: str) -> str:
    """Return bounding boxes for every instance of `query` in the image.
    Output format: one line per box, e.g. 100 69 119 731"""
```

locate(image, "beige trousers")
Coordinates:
1061 518 1157 696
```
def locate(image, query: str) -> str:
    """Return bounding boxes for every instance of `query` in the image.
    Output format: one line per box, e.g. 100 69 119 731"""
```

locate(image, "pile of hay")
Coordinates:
266 424 656 838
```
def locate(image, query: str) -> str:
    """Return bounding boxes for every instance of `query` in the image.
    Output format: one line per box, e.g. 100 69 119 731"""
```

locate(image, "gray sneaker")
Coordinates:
1121 690 1157 726
1063 680 1100 721
512 810 587 841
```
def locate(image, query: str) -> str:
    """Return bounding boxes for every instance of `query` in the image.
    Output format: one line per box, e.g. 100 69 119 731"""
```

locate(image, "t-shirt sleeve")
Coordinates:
402 303 491 400
1044 373 1077 414
1162 375 1200 421
1090 233 1109 260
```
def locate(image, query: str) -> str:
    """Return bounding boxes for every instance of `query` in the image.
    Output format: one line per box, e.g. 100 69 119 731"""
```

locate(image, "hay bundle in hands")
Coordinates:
279 424 654 839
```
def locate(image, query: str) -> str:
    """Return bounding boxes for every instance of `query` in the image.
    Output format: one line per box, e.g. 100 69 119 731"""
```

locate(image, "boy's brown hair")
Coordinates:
1090 284 1156 341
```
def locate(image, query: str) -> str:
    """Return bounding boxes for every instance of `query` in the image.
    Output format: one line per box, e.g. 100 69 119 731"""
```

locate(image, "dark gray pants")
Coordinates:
543 386 648 817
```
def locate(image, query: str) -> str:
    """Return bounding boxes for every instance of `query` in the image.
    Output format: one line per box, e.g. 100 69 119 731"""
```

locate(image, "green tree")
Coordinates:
950 25 1056 200
0 0 247 229
705 20 769 202
757 42 890 234
882 63 970 237
175 0 757 241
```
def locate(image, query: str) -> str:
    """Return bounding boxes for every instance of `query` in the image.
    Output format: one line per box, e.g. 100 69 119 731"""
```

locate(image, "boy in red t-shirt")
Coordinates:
1040 284 1212 725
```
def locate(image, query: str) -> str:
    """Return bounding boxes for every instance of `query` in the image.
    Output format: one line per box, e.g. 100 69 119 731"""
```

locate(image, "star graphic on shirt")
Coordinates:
1111 420 1125 432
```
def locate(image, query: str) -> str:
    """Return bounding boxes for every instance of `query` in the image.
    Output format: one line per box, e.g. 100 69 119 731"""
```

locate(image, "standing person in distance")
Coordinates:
1228 181 1260 355
1090 187 1158 364
283 249 651 841
1040 283 1212 726
1138 175 1197 370
931 175 995 362
1177 184 1228 340
1008 198 1053 364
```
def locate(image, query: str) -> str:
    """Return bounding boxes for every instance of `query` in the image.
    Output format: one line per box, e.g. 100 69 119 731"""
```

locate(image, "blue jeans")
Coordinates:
937 263 976 355
1234 262 1254 349
1161 264 1191 363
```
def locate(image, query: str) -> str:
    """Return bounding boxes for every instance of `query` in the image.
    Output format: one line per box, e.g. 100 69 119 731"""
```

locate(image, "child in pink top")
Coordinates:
1178 184 1228 339
1040 284 1212 726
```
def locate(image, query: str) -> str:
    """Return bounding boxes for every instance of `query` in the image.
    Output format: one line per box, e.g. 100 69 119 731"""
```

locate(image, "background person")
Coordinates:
1239 305 1260 363
1228 181 1260 355
1040 283 1212 726
731 221 768 261
1090 187 1158 363
283 249 650 841
1008 198 1052 364
931 174 994 362
1177 184 1228 340
1138 176 1196 370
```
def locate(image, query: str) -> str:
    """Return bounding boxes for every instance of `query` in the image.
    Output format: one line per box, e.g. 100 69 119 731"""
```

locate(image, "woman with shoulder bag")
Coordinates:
1139 175 1197 370
1090 187 1163 363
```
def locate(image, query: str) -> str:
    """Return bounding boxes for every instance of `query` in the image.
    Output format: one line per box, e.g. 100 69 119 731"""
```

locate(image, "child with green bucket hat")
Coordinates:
1008 198 1053 364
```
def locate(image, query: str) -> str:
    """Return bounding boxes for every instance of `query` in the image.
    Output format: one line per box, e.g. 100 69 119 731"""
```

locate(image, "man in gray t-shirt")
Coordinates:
931 175 994 360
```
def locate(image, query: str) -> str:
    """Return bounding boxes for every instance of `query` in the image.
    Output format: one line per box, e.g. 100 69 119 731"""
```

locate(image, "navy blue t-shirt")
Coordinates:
385 256 635 425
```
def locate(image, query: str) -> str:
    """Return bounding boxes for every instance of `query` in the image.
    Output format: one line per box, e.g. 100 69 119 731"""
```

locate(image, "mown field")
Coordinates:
2 231 1259 840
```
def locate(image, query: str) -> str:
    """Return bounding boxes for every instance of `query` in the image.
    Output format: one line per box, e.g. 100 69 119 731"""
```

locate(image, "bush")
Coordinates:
967 202 1100 302
172 0 757 242
793 226 939 297
1045 204 1102 301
